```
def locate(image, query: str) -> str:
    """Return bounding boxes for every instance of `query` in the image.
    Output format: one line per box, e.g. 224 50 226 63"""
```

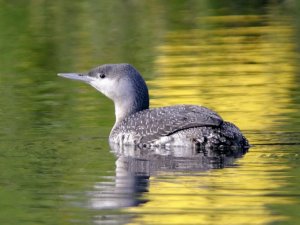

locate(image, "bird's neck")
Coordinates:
109 71 150 130
114 91 149 124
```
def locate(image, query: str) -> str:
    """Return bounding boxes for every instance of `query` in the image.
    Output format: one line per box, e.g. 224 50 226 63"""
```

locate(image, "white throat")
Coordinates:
114 98 136 123
89 77 143 123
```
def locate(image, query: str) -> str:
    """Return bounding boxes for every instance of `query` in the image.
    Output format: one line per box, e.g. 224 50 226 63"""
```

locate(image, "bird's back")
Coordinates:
110 104 224 144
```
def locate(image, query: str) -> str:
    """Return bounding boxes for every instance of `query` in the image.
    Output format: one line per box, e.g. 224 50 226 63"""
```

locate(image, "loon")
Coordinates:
58 63 249 150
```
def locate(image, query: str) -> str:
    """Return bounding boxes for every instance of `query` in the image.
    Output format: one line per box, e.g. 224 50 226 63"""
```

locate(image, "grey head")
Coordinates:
58 63 149 123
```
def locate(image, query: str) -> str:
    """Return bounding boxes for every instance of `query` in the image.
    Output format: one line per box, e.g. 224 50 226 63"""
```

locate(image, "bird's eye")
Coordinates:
98 73 105 79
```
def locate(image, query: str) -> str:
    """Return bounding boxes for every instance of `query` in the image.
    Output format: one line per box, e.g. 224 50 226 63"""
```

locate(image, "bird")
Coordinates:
58 63 249 151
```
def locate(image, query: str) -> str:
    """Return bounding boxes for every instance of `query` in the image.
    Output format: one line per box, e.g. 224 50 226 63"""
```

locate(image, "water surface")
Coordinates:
0 1 300 225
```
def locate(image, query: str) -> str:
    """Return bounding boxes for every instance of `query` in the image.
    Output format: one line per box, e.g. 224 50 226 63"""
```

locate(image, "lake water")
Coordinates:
1 1 300 225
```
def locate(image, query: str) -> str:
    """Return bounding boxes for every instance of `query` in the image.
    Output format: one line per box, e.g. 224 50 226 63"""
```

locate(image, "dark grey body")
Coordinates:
110 104 249 151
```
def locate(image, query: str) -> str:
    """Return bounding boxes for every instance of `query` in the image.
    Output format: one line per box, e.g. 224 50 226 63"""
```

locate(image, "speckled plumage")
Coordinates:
110 104 248 150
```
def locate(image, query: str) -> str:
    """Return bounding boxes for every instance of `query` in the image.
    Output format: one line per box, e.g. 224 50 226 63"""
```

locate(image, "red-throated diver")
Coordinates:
58 63 249 150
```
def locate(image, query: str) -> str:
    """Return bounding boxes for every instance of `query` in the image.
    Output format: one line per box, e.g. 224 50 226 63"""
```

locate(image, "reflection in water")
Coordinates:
90 143 247 224
122 146 294 225
89 156 149 210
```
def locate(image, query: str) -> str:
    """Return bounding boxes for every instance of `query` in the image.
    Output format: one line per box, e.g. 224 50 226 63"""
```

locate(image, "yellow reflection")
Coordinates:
148 16 297 131
125 12 297 225
127 147 293 225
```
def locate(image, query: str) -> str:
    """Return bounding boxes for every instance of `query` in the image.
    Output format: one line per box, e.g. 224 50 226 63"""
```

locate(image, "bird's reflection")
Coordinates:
89 144 248 211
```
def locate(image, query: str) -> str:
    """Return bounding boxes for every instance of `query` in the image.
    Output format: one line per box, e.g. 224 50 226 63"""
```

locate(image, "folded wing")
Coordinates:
116 105 223 143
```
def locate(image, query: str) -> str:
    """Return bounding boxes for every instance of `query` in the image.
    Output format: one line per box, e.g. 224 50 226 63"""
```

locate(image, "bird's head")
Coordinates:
58 63 149 121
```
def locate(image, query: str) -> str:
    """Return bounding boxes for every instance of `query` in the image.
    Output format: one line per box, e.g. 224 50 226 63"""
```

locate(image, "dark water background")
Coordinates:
1 1 300 224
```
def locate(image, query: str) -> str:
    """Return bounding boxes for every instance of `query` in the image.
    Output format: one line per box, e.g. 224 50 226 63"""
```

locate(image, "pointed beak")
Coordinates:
57 73 93 83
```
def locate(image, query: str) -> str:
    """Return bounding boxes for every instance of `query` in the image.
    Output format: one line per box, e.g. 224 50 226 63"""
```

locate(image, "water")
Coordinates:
1 1 300 225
